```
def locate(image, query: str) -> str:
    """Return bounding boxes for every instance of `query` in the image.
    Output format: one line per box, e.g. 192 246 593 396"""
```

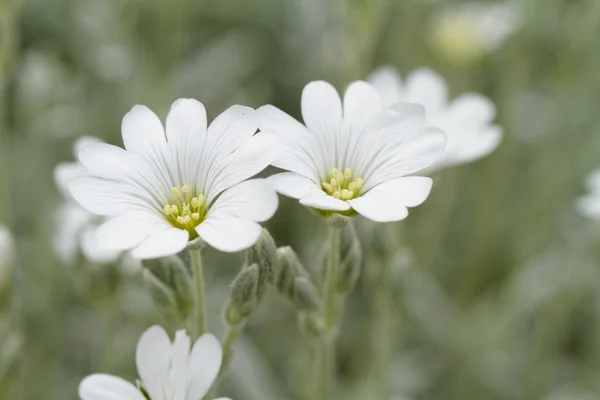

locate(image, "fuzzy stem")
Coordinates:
313 226 341 400
189 248 206 337
220 324 241 372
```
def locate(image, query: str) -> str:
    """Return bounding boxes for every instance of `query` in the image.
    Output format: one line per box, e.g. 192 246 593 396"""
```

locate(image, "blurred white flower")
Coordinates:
430 2 520 63
70 99 279 259
369 67 503 171
79 325 231 400
576 170 600 219
54 137 121 264
259 81 446 222
0 225 14 289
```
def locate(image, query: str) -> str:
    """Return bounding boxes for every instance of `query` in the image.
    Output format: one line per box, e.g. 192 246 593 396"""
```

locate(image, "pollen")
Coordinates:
163 184 207 238
321 168 363 200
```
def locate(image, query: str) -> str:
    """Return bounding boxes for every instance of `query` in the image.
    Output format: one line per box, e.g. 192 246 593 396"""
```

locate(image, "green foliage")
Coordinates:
2 0 600 399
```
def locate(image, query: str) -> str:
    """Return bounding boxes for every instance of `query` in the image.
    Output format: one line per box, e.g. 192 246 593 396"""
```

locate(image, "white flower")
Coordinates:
0 225 14 289
69 99 279 259
368 67 503 171
430 2 520 63
54 136 122 264
79 325 231 400
576 170 600 220
258 81 446 223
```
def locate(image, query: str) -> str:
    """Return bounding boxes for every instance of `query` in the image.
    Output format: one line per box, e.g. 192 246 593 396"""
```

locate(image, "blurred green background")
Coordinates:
2 0 600 399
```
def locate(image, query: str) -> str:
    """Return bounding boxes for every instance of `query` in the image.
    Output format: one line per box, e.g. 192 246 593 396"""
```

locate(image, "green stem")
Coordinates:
221 324 240 372
312 226 341 400
189 248 206 337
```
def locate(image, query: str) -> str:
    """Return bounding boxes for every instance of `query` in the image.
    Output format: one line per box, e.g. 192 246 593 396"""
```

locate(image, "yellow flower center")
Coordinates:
433 16 481 63
321 168 363 200
162 184 206 238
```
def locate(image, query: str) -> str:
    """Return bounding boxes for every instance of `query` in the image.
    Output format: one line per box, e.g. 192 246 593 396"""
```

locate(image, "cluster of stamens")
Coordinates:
321 168 363 200
163 185 206 234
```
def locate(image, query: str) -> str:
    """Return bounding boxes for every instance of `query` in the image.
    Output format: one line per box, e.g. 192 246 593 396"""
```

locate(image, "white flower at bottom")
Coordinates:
368 67 503 172
79 325 230 400
54 136 122 264
69 99 279 259
259 80 446 223
577 170 600 220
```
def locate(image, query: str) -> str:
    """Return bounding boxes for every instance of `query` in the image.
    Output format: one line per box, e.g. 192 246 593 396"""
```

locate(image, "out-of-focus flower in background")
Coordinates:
429 2 521 64
368 67 502 172
70 99 279 258
576 170 600 219
0 226 14 291
79 325 229 400
53 136 122 264
261 80 445 222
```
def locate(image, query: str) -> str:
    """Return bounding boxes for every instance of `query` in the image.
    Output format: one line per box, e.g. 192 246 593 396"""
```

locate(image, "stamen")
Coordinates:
163 183 206 236
321 168 364 201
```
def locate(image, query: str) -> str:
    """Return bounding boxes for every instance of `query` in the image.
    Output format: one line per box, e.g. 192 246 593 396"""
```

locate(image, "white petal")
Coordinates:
405 68 448 118
577 196 600 220
196 217 262 253
78 143 169 205
434 125 502 170
206 105 257 159
171 330 191 400
300 193 351 211
349 197 409 223
204 132 279 201
301 80 343 138
95 210 168 251
121 105 167 155
136 326 172 400
440 94 496 129
79 374 146 400
165 98 207 147
267 172 321 199
367 66 404 106
186 334 223 400
69 177 156 216
343 81 382 133
130 227 189 260
54 162 89 198
340 81 383 168
348 177 432 222
364 128 447 190
80 225 121 263
372 102 426 140
208 179 278 222
257 105 321 182
53 203 94 264
74 136 104 155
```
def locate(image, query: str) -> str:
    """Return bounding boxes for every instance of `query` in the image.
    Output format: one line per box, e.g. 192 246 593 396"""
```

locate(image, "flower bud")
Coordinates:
224 263 260 326
247 228 278 298
292 277 320 312
142 269 180 324
142 256 194 321
276 247 323 312
276 246 310 296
